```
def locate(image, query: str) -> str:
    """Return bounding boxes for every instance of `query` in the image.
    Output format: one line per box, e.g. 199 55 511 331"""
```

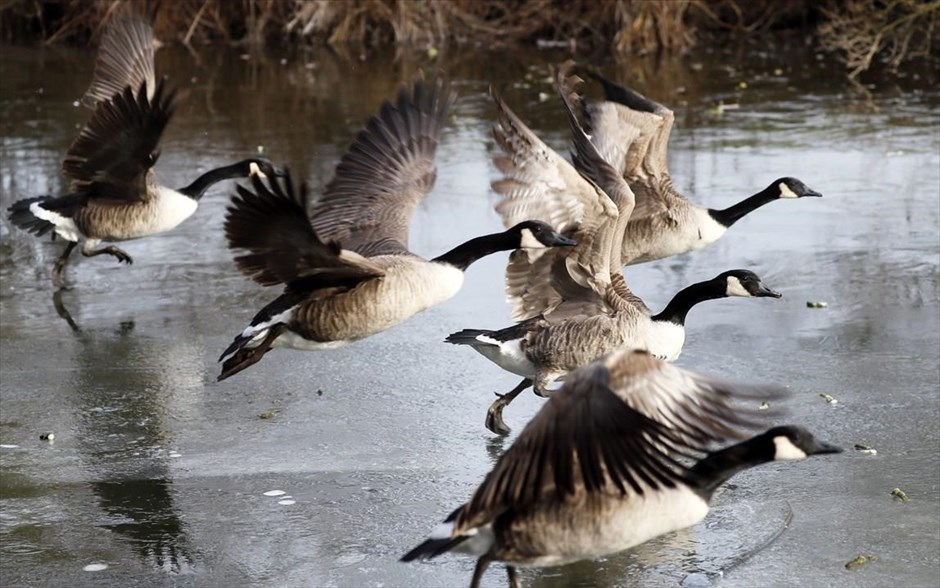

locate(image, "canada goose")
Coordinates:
401 350 842 588
451 77 781 434
564 63 822 266
5 17 281 288
217 75 575 381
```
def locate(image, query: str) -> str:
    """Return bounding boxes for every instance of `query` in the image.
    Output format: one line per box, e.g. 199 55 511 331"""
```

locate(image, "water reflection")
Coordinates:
66 321 202 576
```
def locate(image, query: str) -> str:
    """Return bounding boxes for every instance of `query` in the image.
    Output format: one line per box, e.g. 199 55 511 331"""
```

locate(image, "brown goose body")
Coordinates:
582 67 821 267
278 255 464 347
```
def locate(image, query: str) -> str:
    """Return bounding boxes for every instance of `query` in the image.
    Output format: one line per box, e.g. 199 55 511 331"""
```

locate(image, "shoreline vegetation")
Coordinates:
0 0 937 79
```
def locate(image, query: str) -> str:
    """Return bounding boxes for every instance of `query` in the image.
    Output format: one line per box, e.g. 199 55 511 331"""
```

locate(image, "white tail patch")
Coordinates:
773 436 808 460
725 276 752 297
778 182 799 199
474 336 536 377
30 202 80 242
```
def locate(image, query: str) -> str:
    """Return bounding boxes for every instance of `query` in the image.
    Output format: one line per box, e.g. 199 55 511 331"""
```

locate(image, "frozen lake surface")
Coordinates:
1 42 938 587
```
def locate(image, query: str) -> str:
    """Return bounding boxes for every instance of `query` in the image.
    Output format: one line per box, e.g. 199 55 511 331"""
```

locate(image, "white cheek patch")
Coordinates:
725 276 752 297
778 182 799 199
519 228 547 249
248 162 268 179
773 436 808 461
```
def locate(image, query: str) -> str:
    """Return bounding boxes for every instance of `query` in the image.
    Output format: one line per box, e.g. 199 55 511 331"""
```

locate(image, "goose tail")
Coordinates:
217 324 286 382
445 328 493 346
400 535 469 562
7 197 57 237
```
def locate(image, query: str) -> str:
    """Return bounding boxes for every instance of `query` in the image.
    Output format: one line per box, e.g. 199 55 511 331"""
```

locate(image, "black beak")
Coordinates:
549 233 578 247
802 188 823 197
809 439 843 455
755 284 782 298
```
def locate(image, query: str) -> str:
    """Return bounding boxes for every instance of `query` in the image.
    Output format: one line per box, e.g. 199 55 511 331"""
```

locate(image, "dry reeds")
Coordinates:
0 0 936 77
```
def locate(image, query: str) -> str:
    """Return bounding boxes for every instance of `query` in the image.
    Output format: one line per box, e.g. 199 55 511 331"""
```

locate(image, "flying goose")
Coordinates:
573 64 821 265
449 76 780 434
401 349 842 588
217 75 575 381
6 17 281 288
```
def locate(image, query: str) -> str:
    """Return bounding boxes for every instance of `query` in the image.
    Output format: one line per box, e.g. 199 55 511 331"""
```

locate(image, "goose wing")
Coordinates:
63 79 177 203
82 17 156 108
583 69 684 222
225 172 386 290
556 62 653 315
451 350 782 532
491 87 618 321
308 74 455 258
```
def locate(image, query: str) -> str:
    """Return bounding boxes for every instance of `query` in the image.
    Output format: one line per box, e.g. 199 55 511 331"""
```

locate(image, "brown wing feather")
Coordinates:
451 350 785 534
225 172 386 289
490 86 618 320
63 79 177 202
308 73 455 257
582 68 685 223
82 17 157 108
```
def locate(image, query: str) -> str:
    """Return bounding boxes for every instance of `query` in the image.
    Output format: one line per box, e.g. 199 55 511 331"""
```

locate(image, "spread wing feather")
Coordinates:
308 73 455 257
63 79 177 202
82 17 157 108
225 172 385 290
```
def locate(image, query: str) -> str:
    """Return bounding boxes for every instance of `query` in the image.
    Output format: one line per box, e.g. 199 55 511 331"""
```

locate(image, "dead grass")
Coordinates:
0 0 936 77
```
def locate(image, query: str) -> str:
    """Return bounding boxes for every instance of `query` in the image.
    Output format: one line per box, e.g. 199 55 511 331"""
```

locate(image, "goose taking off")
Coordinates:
6 17 281 289
402 350 842 588
570 63 821 266
451 74 780 434
217 74 575 381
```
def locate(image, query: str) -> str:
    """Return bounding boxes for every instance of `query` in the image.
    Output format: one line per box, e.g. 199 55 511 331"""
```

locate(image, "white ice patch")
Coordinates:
773 436 808 460
278 499 296 505
778 182 799 199
263 490 286 497
83 563 109 572
30 202 81 242
725 276 752 297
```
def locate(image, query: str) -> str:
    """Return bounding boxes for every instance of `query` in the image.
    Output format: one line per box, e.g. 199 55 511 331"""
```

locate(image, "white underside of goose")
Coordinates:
515 485 710 568
145 187 199 236
29 202 81 242
643 321 686 362
472 336 537 378
432 521 496 557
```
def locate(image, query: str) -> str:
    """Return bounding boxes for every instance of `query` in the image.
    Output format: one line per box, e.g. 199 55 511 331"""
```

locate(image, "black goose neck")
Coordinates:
707 185 777 228
432 230 518 271
177 162 250 201
685 438 772 500
652 280 725 326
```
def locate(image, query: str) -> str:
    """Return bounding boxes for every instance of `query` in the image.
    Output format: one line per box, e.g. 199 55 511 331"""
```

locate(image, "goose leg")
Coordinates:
52 290 81 333
507 565 521 588
52 241 77 290
486 378 532 436
81 243 133 265
470 556 492 588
